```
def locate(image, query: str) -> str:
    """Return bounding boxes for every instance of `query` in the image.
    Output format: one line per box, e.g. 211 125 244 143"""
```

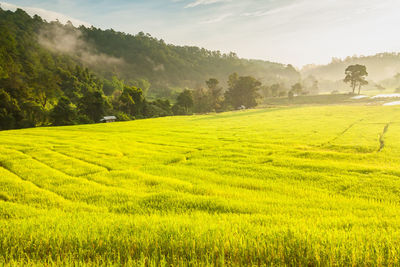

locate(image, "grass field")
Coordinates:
1 105 400 266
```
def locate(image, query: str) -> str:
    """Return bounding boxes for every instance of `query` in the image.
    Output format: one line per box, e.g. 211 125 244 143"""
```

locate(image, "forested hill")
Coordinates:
0 7 300 130
80 27 300 95
302 53 400 82
0 7 299 97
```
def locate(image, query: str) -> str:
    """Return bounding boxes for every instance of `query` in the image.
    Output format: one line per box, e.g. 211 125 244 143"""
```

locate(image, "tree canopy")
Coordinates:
224 73 262 109
344 65 368 94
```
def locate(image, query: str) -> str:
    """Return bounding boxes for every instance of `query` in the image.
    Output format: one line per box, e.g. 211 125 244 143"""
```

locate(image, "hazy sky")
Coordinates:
1 0 400 67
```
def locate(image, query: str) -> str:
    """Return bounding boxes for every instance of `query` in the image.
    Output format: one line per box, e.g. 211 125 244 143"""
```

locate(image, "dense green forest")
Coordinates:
0 7 305 130
73 26 300 96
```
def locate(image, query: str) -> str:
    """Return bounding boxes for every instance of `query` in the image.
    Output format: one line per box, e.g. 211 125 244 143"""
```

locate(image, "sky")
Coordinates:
1 0 400 67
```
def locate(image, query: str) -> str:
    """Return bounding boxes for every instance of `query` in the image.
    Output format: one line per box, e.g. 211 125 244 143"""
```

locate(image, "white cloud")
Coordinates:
185 0 231 8
241 0 313 18
0 1 91 27
200 13 232 24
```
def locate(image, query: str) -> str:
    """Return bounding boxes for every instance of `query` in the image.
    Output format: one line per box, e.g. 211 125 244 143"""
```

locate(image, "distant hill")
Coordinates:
79 27 301 94
302 53 400 82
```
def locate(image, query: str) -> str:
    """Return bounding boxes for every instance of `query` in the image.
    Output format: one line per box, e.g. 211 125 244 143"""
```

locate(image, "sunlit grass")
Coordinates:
1 105 400 265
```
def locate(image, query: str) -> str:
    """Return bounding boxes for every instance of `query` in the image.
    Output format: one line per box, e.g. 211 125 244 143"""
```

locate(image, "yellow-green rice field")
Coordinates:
1 105 400 266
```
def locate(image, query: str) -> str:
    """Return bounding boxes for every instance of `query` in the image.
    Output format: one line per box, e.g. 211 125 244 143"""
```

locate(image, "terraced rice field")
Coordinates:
1 105 400 265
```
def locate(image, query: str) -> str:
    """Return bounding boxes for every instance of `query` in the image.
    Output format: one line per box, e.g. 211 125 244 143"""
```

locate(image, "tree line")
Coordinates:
0 7 305 130
0 4 267 130
0 7 371 131
174 74 262 115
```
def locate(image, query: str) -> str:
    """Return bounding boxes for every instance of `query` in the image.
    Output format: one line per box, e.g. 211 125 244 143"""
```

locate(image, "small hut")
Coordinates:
100 116 117 123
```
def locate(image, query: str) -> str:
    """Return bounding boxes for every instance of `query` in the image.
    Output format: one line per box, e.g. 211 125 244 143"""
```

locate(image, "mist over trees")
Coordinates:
301 53 400 93
0 7 308 130
3 7 400 131
35 12 300 97
302 53 400 81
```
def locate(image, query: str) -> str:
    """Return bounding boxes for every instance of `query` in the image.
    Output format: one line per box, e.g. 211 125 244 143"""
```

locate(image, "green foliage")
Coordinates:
0 89 23 130
50 97 77 126
193 88 211 113
132 79 151 96
118 86 145 116
78 90 109 123
102 76 124 96
173 89 194 115
344 64 369 94
144 99 172 118
192 78 223 114
114 111 132 121
224 73 261 109
0 8 118 128
79 27 299 92
206 78 223 111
